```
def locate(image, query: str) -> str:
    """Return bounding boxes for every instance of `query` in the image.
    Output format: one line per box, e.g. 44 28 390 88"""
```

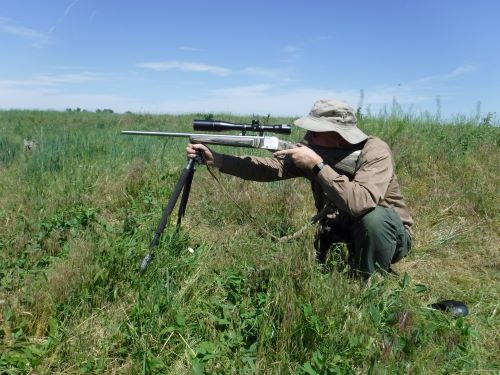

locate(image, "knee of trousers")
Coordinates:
352 207 399 263
356 207 395 237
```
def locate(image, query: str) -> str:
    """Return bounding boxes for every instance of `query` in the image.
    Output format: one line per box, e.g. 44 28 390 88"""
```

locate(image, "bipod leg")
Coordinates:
139 158 197 274
176 159 196 227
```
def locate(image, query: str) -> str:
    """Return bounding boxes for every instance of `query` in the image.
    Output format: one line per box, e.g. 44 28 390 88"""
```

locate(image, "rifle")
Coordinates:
122 119 360 273
122 120 360 176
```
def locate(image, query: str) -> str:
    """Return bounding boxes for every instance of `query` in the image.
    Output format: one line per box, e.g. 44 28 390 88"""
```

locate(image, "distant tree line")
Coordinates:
65 108 114 113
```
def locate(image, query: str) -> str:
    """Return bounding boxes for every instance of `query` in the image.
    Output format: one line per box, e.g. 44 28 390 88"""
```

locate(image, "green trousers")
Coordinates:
315 206 411 278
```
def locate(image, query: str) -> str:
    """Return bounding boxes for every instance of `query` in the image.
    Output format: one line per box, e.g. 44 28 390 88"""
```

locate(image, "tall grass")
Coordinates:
0 110 498 374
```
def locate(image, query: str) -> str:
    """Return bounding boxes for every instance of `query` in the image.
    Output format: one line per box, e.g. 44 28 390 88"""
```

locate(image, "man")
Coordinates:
187 99 413 279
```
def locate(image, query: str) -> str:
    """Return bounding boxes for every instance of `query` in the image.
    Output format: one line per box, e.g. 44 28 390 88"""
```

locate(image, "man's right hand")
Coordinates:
186 143 222 168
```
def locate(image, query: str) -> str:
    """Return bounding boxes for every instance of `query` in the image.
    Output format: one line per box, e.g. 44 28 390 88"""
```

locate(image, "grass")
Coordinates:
0 109 498 374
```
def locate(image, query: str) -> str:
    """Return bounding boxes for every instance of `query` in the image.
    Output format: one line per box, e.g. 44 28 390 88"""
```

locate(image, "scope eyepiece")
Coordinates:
193 119 291 135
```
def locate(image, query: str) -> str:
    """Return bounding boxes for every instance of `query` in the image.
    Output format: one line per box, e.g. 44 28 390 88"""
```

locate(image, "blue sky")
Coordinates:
0 0 499 117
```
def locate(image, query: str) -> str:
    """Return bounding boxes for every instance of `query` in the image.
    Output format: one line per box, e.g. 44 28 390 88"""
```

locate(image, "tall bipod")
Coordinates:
139 155 201 273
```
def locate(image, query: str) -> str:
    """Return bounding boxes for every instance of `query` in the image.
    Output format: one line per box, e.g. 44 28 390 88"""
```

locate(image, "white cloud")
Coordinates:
210 84 276 97
64 0 80 17
0 65 483 116
0 17 49 47
177 46 203 52
0 72 101 88
312 35 330 42
240 67 280 79
48 0 80 37
152 86 359 116
418 65 477 84
0 85 139 112
51 65 86 70
137 61 293 82
283 45 300 53
137 61 231 76
281 45 301 63
0 0 80 48
145 65 481 115
34 72 101 85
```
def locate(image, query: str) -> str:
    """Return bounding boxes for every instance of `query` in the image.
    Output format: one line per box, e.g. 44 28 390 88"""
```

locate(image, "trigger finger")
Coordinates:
273 149 290 156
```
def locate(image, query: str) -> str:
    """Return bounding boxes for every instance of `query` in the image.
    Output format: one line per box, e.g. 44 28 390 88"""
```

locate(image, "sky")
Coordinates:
0 0 499 118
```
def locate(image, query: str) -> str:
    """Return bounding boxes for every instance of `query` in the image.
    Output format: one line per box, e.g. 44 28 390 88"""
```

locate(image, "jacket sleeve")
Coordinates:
219 154 306 181
314 139 394 216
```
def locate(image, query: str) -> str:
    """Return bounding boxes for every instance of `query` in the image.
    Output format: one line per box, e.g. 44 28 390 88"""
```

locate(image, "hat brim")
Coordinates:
294 115 368 144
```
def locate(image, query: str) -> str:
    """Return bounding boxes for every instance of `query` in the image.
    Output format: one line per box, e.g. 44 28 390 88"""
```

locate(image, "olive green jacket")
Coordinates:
219 137 413 233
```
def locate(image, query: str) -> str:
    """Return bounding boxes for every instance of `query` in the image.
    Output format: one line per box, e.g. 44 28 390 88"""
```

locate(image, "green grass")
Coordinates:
0 110 498 374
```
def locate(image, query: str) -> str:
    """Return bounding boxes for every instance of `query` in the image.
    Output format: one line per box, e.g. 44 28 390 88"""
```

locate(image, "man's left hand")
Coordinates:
273 144 323 170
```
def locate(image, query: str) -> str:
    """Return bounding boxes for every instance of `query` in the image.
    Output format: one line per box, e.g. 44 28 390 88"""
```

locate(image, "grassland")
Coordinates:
0 110 498 374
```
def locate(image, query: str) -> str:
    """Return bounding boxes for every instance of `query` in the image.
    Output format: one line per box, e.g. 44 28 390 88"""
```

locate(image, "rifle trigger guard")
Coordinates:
194 150 204 165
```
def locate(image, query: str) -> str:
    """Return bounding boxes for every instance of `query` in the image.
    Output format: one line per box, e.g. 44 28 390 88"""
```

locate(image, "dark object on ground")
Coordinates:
430 300 469 317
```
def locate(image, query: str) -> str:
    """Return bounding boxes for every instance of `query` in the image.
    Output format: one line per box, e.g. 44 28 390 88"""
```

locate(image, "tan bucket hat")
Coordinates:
294 99 368 144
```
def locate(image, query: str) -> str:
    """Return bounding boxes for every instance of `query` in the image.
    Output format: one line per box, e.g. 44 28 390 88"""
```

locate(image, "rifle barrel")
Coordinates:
121 130 195 137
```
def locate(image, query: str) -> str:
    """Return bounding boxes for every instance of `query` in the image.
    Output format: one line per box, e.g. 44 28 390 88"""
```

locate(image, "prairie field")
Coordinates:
0 110 498 374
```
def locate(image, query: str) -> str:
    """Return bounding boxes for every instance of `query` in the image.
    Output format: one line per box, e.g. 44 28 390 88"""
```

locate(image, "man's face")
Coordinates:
305 131 350 148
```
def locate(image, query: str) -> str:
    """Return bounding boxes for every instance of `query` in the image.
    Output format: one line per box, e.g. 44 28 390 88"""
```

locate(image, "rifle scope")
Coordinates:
193 119 291 135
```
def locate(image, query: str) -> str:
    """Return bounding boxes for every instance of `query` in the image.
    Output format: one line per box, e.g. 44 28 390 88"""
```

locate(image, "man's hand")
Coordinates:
273 144 323 170
186 143 222 168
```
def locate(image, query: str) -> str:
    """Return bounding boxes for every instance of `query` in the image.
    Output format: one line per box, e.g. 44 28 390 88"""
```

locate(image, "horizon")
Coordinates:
1 1 499 119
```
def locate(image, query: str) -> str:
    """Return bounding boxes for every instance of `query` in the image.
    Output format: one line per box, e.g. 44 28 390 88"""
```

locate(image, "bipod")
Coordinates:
139 154 202 274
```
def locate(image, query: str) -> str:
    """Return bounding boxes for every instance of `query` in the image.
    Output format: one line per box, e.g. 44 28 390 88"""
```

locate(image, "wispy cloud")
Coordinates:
51 65 86 70
146 65 481 115
0 65 482 116
149 86 357 116
0 17 49 47
283 45 300 54
238 67 296 85
0 83 139 112
210 84 276 97
137 60 291 81
34 72 101 85
312 35 330 42
0 72 102 89
64 0 80 17
281 44 301 62
0 1 80 47
0 70 133 112
137 61 231 76
48 0 80 37
177 46 203 52
349 65 481 115
418 65 477 84
241 67 279 79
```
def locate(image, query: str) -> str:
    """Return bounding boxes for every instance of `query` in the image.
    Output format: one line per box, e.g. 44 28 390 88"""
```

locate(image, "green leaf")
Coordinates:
176 312 186 328
195 341 216 362
191 360 205 375
160 326 177 334
312 350 324 367
145 355 164 371
48 317 59 338
303 362 319 375
369 305 381 326
399 272 410 289
414 284 428 294
302 303 313 318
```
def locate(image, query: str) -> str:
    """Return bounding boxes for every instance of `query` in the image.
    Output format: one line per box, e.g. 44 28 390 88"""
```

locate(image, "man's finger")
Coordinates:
191 143 208 151
273 144 304 157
